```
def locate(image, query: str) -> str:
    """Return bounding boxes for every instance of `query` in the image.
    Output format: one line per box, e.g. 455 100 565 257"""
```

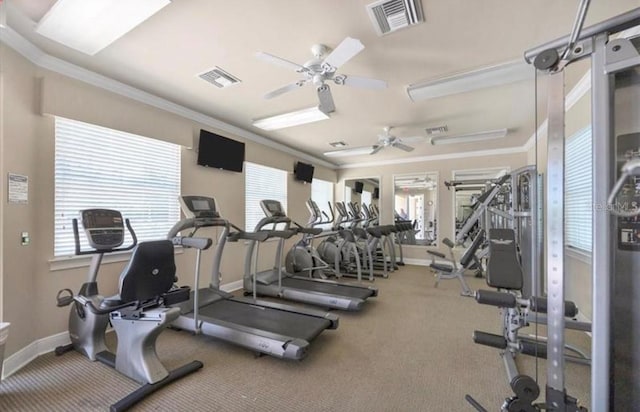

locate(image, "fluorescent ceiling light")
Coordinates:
407 60 532 101
430 129 508 146
253 106 330 131
324 146 374 157
35 0 171 55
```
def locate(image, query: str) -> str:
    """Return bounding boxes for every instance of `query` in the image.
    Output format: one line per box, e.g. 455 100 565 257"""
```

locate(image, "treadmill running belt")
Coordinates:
198 299 331 342
281 278 374 299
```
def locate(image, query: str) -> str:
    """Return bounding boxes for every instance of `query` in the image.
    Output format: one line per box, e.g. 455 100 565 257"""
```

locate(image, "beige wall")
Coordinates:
337 153 530 260
0 47 336 356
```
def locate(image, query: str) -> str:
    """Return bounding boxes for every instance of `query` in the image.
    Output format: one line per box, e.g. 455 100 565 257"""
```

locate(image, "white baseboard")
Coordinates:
220 279 243 292
2 281 244 379
2 331 70 380
402 258 430 266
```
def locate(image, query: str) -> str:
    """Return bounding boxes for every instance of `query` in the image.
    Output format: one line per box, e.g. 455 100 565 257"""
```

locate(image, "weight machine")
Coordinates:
468 3 640 411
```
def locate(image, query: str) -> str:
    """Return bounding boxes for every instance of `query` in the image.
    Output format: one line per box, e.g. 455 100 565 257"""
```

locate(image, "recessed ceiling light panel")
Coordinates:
35 0 171 55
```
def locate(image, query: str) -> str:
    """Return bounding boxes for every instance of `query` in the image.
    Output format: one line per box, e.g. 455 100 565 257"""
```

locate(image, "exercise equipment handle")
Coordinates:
464 395 489 412
530 296 578 318
475 290 517 308
472 331 507 350
171 236 212 250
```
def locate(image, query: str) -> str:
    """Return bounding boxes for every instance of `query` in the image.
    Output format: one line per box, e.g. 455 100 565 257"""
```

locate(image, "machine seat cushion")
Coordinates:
486 229 523 291
101 295 124 308
118 240 177 303
430 263 453 273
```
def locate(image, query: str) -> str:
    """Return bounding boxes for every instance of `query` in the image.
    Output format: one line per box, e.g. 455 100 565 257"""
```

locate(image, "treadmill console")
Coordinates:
180 196 220 219
80 209 125 250
260 199 285 217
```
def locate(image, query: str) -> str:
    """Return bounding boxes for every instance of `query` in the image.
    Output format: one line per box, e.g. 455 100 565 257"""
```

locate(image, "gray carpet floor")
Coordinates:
0 265 591 411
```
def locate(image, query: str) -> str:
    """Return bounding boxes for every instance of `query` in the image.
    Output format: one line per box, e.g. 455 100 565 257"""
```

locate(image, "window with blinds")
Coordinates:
311 178 334 228
311 178 334 214
54 117 181 257
245 162 287 231
565 126 592 253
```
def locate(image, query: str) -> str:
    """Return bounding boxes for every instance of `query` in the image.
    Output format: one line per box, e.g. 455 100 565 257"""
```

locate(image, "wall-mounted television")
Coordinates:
197 129 245 172
372 187 379 199
354 181 364 194
294 162 314 183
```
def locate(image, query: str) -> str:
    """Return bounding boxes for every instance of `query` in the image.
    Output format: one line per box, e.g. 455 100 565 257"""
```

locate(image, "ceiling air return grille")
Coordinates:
366 0 424 36
198 67 241 88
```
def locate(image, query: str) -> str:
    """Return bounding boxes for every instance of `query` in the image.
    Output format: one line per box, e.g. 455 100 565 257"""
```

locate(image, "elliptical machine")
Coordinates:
55 209 203 411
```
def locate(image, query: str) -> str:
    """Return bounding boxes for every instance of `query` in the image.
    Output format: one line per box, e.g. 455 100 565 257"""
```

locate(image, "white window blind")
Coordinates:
565 126 592 253
311 178 334 229
311 178 334 214
245 162 287 231
345 186 352 203
54 117 181 257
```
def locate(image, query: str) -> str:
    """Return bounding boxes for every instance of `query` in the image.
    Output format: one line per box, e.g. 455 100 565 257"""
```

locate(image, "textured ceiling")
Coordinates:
7 0 639 166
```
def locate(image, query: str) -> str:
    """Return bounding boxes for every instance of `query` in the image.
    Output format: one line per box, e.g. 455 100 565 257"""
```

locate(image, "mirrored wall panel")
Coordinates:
450 167 508 241
393 173 438 245
344 178 380 225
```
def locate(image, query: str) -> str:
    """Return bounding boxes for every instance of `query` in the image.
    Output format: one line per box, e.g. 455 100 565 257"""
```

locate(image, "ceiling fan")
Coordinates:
256 37 387 113
324 126 426 157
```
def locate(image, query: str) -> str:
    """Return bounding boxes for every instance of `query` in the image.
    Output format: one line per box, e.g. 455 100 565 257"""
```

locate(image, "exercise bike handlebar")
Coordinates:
72 217 137 256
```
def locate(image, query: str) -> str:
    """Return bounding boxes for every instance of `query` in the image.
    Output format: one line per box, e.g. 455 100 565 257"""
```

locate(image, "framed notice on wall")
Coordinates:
7 173 28 204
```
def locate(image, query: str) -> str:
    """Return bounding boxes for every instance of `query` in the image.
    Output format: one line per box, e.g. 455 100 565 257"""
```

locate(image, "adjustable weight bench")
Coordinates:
427 230 485 297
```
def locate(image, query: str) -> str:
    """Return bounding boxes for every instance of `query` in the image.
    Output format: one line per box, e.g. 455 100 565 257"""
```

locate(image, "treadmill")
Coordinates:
167 195 338 361
244 199 378 311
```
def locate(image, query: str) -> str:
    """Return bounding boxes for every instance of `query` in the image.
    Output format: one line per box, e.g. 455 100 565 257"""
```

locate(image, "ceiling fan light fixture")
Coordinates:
430 128 508 146
35 0 171 55
407 60 532 102
252 106 330 131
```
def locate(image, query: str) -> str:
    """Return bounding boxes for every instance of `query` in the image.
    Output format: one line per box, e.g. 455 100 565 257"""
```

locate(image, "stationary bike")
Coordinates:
55 209 203 412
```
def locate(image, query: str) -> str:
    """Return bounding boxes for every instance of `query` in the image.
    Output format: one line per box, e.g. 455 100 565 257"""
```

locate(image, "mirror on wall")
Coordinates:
393 173 438 246
344 178 380 225
450 168 508 241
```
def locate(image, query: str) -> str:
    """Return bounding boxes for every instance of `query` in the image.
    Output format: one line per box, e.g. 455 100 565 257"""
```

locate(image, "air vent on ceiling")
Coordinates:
198 67 241 88
366 0 424 36
330 141 348 148
425 125 448 135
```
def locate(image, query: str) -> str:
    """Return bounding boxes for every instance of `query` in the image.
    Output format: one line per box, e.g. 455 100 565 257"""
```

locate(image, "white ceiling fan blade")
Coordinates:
264 81 306 99
393 142 415 152
256 52 308 73
341 75 387 90
370 145 384 155
322 37 365 70
324 146 375 157
399 136 426 143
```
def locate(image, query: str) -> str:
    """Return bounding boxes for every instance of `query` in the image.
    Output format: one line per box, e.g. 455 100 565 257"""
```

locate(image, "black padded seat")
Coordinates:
118 240 177 303
430 263 454 272
486 229 523 291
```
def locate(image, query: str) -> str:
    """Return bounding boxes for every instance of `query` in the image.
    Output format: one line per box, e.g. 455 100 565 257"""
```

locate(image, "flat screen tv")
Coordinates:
197 129 245 172
372 187 379 199
354 181 364 194
294 162 314 183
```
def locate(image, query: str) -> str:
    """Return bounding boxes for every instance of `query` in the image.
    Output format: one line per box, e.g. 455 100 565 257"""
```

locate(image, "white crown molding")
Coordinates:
0 25 338 170
339 145 527 169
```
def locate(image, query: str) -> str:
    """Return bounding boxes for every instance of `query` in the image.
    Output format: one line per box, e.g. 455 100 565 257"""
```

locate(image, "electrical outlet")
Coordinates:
21 232 30 246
